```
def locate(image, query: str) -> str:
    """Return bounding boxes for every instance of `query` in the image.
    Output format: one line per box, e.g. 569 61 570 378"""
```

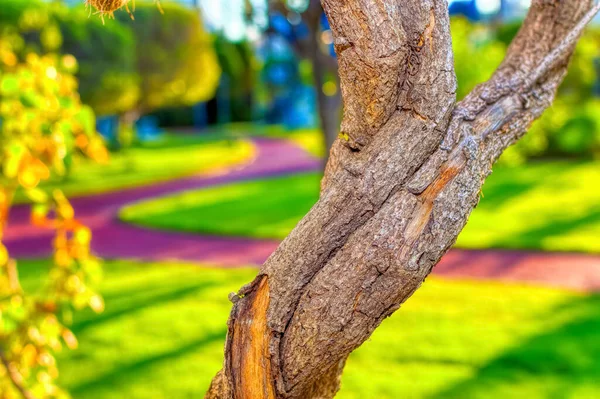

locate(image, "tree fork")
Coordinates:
208 1 598 398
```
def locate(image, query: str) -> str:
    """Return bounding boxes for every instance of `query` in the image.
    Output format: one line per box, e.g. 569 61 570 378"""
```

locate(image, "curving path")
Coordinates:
5 137 600 292
5 138 315 266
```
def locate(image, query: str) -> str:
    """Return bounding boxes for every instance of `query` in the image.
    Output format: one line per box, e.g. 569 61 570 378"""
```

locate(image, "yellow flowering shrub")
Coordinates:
0 40 106 398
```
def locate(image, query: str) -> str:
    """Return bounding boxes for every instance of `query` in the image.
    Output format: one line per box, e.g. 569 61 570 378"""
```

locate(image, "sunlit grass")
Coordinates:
120 173 321 239
120 160 600 253
17 259 598 398
456 160 600 253
13 133 255 204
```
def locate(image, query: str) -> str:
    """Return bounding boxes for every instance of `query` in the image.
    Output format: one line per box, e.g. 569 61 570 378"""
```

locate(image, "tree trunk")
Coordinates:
117 108 142 149
208 1 598 398
118 109 141 133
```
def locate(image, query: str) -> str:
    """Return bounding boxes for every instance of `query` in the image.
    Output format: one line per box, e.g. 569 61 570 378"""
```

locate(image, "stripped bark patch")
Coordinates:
410 156 464 234
229 276 275 399
400 154 466 270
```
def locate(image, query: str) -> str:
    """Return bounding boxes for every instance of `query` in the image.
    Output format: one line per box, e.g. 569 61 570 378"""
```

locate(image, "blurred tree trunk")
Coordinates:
207 1 598 398
268 0 341 159
303 0 341 160
117 108 141 149
311 61 340 159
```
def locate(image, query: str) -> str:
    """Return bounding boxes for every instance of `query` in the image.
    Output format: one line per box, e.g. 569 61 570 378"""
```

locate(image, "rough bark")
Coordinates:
208 1 597 398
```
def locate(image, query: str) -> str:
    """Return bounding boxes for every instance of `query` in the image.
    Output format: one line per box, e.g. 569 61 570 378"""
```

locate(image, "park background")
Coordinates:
1 0 600 398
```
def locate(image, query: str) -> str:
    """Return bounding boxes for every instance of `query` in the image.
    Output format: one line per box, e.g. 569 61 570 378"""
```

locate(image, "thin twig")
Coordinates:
1 187 21 293
0 351 37 399
525 1 600 89
6 259 21 292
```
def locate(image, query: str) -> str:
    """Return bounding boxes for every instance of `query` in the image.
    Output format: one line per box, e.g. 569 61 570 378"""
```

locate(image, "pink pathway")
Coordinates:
5 137 600 292
5 138 314 265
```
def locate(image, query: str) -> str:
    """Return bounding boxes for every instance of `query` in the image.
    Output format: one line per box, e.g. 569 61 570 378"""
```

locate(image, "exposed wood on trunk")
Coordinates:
228 277 275 399
207 1 597 398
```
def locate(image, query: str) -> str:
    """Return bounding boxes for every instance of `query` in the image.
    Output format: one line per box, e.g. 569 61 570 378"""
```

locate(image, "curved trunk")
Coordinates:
208 1 597 398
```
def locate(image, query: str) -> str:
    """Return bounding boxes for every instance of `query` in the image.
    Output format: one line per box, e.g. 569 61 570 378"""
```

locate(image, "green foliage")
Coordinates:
121 158 600 253
0 1 220 119
15 258 598 398
451 18 600 162
115 2 221 114
0 0 139 117
0 40 106 398
55 8 139 117
450 18 507 100
214 36 257 121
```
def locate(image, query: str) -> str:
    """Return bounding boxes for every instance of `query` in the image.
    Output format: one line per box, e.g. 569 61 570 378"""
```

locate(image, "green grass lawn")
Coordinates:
121 173 320 239
16 258 600 398
13 133 254 204
120 160 600 253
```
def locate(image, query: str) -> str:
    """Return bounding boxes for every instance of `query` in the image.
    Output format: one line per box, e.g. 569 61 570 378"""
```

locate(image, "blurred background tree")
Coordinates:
114 2 220 143
0 0 139 119
56 8 139 119
213 35 256 123
0 0 220 148
271 0 340 155
246 0 340 158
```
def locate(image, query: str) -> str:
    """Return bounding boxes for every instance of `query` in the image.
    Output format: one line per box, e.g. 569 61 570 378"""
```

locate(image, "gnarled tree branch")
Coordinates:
207 1 598 398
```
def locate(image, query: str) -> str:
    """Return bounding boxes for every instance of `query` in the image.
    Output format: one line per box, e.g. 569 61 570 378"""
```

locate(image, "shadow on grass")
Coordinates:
492 207 600 250
477 179 537 209
475 160 591 210
70 329 226 396
71 281 216 334
434 295 600 398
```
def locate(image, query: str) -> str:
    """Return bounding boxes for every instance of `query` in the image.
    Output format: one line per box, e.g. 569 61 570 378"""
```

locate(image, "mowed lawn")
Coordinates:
13 133 254 204
120 160 600 253
17 259 600 399
122 173 320 240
